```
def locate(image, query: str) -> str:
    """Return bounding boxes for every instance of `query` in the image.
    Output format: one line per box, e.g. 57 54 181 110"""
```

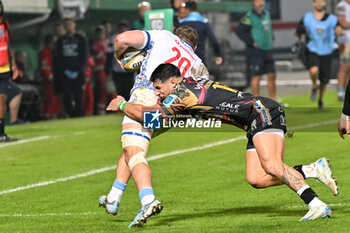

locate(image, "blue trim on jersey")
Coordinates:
182 40 193 50
304 12 338 56
122 131 151 141
113 179 127 191
179 12 208 23
139 188 154 200
143 31 151 50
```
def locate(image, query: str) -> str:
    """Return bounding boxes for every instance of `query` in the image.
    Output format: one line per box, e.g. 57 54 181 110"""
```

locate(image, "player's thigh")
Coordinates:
306 52 320 74
319 54 332 85
252 131 285 172
249 55 265 76
264 51 276 75
246 149 270 182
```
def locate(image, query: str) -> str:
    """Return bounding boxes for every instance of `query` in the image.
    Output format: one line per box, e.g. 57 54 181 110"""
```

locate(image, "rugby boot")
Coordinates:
299 204 332 221
98 195 119 215
314 157 338 196
128 199 163 228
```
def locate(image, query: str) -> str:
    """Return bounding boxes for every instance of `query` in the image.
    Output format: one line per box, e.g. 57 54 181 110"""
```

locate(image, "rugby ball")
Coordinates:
121 47 147 72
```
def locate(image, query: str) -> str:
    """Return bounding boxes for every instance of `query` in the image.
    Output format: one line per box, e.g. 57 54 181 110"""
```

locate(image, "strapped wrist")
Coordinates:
118 100 127 112
341 113 350 120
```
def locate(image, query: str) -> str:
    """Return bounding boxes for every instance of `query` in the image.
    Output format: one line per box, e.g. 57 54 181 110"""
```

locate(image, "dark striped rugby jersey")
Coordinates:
159 77 260 131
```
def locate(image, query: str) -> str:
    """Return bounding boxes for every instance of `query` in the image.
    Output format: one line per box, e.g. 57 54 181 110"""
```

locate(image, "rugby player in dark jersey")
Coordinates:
107 63 337 221
338 75 350 138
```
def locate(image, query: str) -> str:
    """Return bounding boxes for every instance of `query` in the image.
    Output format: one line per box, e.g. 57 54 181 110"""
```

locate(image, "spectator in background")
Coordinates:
336 0 350 101
6 80 24 125
295 0 342 109
178 0 223 66
91 25 108 115
111 20 134 101
100 20 114 79
170 0 184 28
56 17 88 117
338 76 350 138
134 1 151 30
236 0 277 101
84 56 95 116
52 22 67 118
14 51 27 82
0 0 18 142
40 34 60 120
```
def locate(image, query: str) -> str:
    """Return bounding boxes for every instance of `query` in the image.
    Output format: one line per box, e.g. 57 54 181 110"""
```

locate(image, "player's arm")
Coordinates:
235 14 255 48
295 17 305 41
114 30 149 60
106 96 166 123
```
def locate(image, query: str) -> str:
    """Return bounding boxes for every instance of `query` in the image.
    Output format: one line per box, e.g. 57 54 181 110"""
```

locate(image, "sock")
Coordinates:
139 187 155 206
293 165 305 179
297 185 318 205
308 197 325 208
338 88 345 95
107 179 127 203
0 118 4 135
294 164 316 179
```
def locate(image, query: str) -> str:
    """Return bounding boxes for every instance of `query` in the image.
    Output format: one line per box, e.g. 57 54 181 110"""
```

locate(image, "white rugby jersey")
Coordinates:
132 30 208 92
336 0 350 43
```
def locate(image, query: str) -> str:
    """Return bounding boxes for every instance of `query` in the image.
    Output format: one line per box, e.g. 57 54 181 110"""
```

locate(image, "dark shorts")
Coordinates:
246 97 287 150
248 49 276 76
306 51 333 84
7 80 22 103
0 72 11 94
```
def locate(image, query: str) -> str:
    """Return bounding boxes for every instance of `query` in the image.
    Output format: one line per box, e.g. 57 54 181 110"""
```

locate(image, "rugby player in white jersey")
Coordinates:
98 26 208 227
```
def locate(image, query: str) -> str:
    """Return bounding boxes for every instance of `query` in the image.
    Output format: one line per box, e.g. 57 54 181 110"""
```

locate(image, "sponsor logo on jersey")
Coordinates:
216 102 240 113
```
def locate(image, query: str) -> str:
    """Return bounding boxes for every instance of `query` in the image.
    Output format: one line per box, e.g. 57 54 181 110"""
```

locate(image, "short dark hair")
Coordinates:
150 64 181 83
175 26 199 48
182 0 198 11
44 34 55 46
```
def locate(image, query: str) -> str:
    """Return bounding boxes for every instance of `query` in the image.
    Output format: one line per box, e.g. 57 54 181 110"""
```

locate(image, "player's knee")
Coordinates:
261 161 280 177
310 67 319 75
123 146 143 163
246 175 265 189
127 151 148 171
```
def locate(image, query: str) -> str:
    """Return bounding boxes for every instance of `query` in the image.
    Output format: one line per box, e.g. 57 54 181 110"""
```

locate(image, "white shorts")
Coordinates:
122 87 159 125
246 128 285 152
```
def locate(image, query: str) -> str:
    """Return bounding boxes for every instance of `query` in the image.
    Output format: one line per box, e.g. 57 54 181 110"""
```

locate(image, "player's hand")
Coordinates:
11 65 19 80
335 26 344 36
106 96 125 112
215 57 223 65
338 116 350 139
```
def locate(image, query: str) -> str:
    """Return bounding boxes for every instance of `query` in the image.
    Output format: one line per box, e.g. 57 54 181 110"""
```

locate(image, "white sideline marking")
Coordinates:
0 136 245 196
289 120 338 131
1 202 349 218
0 118 338 196
0 132 85 149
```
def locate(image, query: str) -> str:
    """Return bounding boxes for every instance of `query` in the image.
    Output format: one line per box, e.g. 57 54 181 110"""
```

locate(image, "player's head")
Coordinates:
54 22 66 37
44 34 56 47
138 1 151 18
178 0 197 18
94 25 105 40
253 0 265 14
313 0 326 12
175 26 199 50
151 63 182 100
63 17 76 35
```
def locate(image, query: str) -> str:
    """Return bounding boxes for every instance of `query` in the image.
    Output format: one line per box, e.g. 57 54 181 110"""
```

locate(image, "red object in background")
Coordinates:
39 46 60 119
91 39 107 114
84 56 95 116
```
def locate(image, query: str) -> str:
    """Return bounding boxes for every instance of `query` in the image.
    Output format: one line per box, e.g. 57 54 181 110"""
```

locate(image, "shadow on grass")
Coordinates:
152 205 305 226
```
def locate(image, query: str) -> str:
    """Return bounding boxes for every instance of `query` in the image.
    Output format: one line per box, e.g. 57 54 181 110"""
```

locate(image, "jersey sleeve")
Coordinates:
159 85 199 115
159 94 188 115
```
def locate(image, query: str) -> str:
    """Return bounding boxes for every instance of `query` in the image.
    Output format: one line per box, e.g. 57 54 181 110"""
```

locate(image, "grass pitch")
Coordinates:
0 91 349 233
